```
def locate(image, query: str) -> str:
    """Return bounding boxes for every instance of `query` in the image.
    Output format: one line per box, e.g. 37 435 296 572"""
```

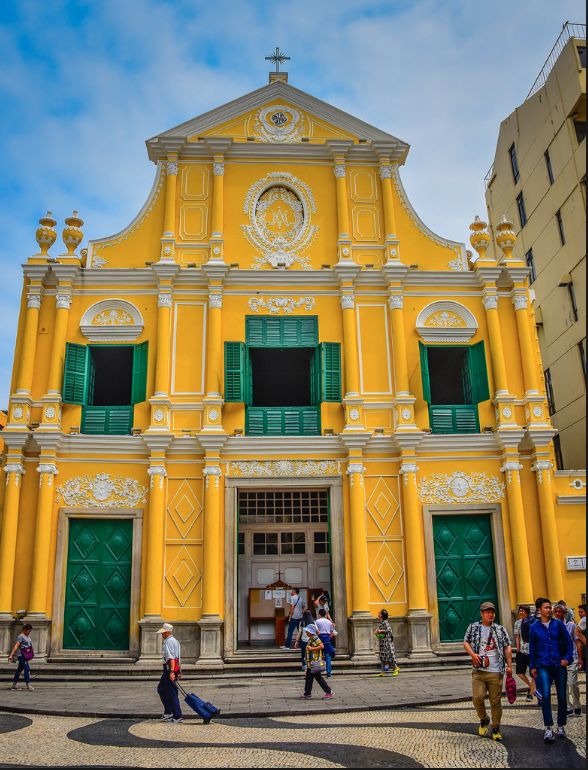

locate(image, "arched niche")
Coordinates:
80 299 144 342
416 301 478 343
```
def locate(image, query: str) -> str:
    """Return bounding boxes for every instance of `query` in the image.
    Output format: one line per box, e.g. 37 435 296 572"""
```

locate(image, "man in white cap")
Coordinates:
156 622 183 723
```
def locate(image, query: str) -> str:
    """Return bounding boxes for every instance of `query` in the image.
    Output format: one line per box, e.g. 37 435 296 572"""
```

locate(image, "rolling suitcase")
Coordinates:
176 681 221 724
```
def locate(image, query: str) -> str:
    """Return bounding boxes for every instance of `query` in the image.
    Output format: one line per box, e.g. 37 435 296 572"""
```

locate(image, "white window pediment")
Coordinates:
80 299 144 342
416 301 477 343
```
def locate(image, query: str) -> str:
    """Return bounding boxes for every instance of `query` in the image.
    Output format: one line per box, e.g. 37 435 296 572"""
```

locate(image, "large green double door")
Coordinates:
433 514 499 642
63 519 132 650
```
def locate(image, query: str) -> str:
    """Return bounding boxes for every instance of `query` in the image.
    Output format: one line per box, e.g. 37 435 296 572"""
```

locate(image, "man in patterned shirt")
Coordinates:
464 601 513 742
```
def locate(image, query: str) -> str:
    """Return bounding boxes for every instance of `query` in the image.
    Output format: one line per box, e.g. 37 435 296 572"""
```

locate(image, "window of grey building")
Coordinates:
574 120 586 146
545 149 555 185
556 210 566 245
577 46 586 68
509 143 520 183
517 193 527 227
525 249 537 283
579 340 586 385
569 282 579 322
553 434 564 471
544 368 556 415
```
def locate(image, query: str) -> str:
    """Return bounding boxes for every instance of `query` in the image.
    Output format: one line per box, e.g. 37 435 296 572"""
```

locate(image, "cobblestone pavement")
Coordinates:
0 685 584 767
1 668 475 718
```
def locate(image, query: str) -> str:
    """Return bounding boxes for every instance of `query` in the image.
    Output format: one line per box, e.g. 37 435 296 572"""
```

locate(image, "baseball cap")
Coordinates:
156 622 173 634
480 602 496 612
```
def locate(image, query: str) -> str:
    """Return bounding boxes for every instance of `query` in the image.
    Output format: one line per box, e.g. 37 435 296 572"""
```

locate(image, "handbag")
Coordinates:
310 657 326 674
21 645 34 661
505 673 517 704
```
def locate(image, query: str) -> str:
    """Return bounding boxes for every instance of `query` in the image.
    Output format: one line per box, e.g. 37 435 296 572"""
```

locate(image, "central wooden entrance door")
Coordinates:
63 518 132 650
433 513 499 642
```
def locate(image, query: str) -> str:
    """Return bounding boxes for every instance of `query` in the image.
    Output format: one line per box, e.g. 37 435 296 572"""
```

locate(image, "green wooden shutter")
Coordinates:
63 343 90 405
245 316 318 347
265 318 283 346
82 406 108 434
419 342 431 403
225 342 247 402
320 342 341 402
131 342 149 405
298 317 318 346
469 341 490 403
245 317 265 346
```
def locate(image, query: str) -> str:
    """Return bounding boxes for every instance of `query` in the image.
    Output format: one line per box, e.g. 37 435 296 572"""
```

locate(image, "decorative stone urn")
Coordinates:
35 211 57 255
469 215 491 255
62 211 84 255
495 215 517 259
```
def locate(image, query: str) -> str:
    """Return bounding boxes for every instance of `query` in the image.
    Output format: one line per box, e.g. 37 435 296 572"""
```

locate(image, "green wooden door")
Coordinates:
63 519 133 650
433 514 499 642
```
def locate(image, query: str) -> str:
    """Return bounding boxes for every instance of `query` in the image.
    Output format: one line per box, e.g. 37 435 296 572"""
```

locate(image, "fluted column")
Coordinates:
211 157 224 239
532 461 565 599
143 462 167 617
163 157 178 238
340 292 360 399
28 462 59 613
346 458 369 614
333 158 350 240
16 288 44 395
500 458 534 604
0 459 26 614
513 293 539 395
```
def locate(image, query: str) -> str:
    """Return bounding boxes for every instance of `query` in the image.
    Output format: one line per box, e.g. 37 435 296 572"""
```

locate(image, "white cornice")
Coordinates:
146 81 409 165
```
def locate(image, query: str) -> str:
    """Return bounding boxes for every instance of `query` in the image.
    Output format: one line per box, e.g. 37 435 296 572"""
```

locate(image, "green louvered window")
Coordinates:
63 342 148 435
226 317 339 435
420 341 489 434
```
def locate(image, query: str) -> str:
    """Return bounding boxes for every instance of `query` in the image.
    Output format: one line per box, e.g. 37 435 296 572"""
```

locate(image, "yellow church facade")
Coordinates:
0 73 585 666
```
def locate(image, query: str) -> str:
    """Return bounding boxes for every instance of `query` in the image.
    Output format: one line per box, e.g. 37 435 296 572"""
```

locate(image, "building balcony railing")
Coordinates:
246 406 320 436
429 405 480 435
527 22 586 100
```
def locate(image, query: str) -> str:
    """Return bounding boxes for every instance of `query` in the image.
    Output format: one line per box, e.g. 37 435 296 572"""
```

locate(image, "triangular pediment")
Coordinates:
146 81 409 162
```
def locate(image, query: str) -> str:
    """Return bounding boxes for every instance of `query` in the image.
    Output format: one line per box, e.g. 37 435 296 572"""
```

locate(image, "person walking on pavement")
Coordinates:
294 609 314 671
299 624 334 700
514 605 536 701
156 622 183 723
375 609 399 677
464 601 513 742
529 597 574 743
316 608 336 678
553 603 582 718
281 588 305 650
576 604 586 670
8 624 34 691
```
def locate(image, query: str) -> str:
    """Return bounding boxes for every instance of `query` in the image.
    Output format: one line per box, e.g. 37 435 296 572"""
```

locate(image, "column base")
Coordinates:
195 615 224 669
20 614 52 663
348 612 379 663
0 614 16 656
407 609 435 660
136 616 164 665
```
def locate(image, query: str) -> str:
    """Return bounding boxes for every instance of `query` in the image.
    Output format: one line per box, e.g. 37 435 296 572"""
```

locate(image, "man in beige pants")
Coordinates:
464 602 513 741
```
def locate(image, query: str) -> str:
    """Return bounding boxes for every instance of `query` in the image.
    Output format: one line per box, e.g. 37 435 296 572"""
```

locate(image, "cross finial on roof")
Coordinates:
265 47 290 72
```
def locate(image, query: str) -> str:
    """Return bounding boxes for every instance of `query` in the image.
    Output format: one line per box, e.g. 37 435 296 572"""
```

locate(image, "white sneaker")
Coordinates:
544 728 554 743
160 713 172 720
556 726 566 739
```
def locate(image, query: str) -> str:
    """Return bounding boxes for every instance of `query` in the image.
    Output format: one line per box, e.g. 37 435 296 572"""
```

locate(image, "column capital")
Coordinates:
340 293 354 310
158 292 172 309
55 293 73 310
166 160 178 176
27 290 43 309
512 294 528 311
333 162 346 179
388 294 403 310
378 164 393 180
483 293 498 311
212 161 225 176
208 292 223 310
399 462 419 475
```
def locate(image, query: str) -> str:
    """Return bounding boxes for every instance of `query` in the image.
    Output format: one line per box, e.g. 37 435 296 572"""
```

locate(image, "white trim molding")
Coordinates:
80 299 144 342
416 301 478 343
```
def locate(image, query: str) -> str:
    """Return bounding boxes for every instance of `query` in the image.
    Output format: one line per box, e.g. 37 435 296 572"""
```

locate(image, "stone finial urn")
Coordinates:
62 211 84 255
495 215 517 258
469 215 491 256
35 211 57 255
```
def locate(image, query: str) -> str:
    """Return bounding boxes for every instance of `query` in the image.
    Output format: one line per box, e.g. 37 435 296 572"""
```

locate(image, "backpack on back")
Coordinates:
521 616 534 644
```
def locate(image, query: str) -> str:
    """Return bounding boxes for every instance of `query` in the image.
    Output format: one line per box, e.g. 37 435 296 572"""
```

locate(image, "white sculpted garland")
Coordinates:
248 296 315 314
253 105 306 143
229 460 340 477
425 311 465 328
80 299 144 342
241 172 319 269
55 473 148 507
417 470 505 504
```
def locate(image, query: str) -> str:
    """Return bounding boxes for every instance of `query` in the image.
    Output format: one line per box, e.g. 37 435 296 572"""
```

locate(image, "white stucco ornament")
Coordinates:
418 470 505 504
208 408 220 422
248 296 315 314
349 408 360 421
532 405 543 419
153 408 165 423
56 473 148 507
253 105 305 143
401 408 412 421
80 299 144 342
416 301 478 343
241 172 319 269
229 460 340 477
502 406 512 419
12 406 24 421
45 405 57 420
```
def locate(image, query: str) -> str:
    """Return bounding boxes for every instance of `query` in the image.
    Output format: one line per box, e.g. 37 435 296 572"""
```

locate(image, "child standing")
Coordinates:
375 609 399 677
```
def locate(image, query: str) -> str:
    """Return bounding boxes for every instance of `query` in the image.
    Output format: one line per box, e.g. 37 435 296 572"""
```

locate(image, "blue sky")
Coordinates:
0 0 585 407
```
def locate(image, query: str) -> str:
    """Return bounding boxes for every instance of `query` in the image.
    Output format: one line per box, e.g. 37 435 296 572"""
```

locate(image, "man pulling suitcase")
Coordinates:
156 623 183 724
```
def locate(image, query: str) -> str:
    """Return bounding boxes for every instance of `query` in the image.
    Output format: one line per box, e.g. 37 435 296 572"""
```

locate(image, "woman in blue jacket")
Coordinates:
529 597 574 743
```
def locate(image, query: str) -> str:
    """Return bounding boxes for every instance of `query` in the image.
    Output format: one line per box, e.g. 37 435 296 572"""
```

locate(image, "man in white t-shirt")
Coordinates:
282 588 306 650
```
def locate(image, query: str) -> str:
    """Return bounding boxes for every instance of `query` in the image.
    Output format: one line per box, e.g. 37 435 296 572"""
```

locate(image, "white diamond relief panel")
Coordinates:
164 545 202 608
368 541 405 604
366 477 401 537
166 479 203 540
